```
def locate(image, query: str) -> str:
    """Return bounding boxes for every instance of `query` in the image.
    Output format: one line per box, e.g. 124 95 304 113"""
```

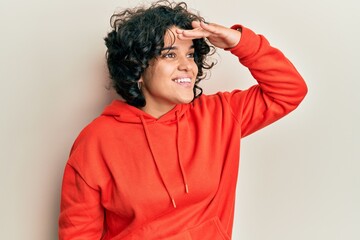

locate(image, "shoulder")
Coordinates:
66 116 115 187
74 115 117 144
192 90 243 108
67 115 118 164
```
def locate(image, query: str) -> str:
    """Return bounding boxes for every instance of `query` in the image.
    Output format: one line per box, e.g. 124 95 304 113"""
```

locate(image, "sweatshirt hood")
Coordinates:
101 100 191 208
102 100 189 123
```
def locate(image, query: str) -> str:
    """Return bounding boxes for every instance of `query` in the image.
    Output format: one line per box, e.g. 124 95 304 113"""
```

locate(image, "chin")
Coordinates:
182 100 192 104
179 95 195 104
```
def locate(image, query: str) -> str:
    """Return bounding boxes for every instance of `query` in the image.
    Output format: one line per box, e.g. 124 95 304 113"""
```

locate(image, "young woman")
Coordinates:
58 1 307 239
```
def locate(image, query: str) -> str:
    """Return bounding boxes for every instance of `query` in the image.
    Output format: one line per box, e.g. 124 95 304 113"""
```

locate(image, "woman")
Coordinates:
58 1 307 239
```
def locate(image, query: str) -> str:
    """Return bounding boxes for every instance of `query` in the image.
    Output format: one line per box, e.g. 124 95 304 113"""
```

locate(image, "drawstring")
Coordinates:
175 111 189 194
139 113 189 209
140 115 177 208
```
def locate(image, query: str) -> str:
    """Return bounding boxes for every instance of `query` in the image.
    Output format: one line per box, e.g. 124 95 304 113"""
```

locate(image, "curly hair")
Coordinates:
104 0 215 107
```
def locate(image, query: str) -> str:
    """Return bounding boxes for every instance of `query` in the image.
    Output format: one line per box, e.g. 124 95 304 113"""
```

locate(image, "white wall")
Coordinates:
1 0 359 239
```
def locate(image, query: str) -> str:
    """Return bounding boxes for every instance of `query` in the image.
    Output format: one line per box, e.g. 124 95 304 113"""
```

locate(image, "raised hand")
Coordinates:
176 21 242 50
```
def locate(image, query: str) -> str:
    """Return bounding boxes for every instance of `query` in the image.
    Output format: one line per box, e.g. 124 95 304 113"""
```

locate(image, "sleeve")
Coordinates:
224 25 308 137
58 163 105 240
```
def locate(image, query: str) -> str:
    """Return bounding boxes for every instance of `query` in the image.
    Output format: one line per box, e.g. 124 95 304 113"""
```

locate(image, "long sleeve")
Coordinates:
224 25 308 137
59 164 104 240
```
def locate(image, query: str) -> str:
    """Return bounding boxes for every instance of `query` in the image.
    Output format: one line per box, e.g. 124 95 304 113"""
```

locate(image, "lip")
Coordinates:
172 76 193 81
172 77 194 88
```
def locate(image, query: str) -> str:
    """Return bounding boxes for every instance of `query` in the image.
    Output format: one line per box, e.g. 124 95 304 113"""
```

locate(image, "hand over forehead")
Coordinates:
176 21 241 49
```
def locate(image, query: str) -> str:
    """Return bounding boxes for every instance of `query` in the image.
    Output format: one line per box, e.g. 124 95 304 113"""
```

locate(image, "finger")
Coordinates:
176 28 197 40
177 28 209 40
175 28 184 34
191 21 201 29
191 21 215 33
199 21 219 34
177 21 217 40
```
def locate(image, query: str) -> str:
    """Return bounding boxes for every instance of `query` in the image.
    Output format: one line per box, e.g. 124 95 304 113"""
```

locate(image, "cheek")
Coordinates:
193 62 199 75
143 65 172 90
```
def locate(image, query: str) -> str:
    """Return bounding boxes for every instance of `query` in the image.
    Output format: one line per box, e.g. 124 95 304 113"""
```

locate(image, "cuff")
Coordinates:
225 24 261 60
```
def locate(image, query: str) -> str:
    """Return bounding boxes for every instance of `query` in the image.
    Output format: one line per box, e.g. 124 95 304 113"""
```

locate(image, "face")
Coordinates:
140 26 198 117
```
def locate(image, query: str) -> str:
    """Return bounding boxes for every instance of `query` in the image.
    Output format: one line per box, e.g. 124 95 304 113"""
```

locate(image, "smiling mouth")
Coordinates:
173 78 193 88
173 77 192 83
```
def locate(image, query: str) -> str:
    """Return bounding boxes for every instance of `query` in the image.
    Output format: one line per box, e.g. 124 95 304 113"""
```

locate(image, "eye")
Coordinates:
162 52 176 58
187 52 195 58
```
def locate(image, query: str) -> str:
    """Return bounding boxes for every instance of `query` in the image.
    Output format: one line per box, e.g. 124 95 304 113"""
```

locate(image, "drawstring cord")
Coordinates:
175 111 189 194
140 115 177 208
140 116 176 208
139 112 190 208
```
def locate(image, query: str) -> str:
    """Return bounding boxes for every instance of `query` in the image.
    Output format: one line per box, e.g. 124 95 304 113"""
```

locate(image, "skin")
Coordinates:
140 21 242 118
140 26 198 118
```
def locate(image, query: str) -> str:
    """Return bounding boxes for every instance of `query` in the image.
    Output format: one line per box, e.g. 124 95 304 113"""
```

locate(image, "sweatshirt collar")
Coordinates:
101 100 191 208
102 100 189 123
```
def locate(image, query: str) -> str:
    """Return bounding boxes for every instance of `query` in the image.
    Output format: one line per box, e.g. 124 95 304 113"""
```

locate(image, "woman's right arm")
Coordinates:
59 164 104 240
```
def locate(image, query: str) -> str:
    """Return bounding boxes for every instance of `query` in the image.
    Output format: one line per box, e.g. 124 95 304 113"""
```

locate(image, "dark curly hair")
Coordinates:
104 0 215 107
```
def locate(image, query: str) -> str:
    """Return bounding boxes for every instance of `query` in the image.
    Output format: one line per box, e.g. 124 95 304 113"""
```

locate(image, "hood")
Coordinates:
101 100 192 208
102 99 190 123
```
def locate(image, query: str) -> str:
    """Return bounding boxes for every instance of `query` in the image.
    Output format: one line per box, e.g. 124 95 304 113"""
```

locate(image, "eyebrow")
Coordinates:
161 45 194 52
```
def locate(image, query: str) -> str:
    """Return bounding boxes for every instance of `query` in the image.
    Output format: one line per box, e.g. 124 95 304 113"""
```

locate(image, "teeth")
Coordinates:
174 78 191 83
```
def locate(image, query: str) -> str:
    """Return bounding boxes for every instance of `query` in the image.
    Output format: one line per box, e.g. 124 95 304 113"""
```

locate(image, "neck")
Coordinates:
140 104 177 119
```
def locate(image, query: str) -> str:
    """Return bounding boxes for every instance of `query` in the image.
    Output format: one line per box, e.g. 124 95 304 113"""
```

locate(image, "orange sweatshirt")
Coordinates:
59 25 307 240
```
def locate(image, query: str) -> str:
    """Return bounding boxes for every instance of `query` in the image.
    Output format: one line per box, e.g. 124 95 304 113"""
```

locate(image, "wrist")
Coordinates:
225 26 242 50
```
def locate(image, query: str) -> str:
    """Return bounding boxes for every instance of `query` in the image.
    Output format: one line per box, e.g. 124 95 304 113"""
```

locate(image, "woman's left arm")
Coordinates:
178 22 308 137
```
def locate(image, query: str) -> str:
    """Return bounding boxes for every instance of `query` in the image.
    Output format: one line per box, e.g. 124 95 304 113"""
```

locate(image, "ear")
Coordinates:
137 78 143 90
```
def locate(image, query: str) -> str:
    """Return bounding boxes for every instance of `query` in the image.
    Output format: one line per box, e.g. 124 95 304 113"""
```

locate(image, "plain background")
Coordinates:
1 0 359 239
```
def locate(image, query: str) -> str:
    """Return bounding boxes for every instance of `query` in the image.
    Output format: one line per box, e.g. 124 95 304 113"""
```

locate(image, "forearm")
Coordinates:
230 25 307 107
225 25 307 136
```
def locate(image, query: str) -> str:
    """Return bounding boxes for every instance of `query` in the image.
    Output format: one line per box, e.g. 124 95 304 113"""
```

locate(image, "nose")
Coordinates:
178 56 193 71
